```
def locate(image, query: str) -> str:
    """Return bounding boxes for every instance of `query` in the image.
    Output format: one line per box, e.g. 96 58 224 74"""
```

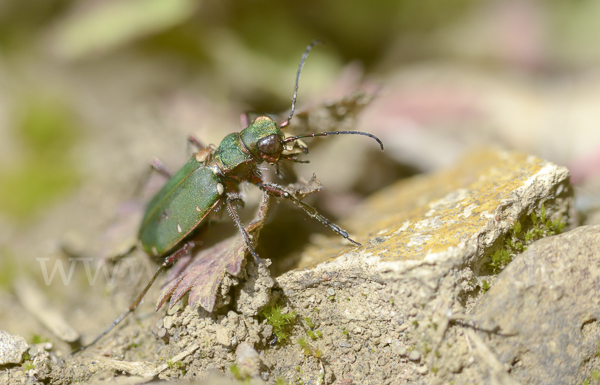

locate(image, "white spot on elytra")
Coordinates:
177 224 182 233
217 183 224 195
196 206 201 212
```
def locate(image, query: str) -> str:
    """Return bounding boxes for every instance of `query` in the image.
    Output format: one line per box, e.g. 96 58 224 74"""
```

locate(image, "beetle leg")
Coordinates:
187 135 205 153
150 157 173 178
256 181 361 246
282 155 310 164
226 193 261 263
73 241 194 354
240 112 250 129
133 157 172 197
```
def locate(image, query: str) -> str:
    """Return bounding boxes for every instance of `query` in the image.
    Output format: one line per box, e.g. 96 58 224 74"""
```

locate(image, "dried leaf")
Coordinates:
289 174 324 199
157 192 271 312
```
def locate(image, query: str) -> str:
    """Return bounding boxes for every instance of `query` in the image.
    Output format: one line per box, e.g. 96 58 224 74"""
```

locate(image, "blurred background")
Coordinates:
1 0 600 349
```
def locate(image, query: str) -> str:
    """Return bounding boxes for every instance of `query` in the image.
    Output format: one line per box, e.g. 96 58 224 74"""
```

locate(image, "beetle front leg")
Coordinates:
226 193 261 263
255 181 361 246
240 112 250 129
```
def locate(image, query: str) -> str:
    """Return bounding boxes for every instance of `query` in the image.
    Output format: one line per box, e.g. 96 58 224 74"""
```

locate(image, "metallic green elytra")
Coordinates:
76 41 384 353
138 158 222 257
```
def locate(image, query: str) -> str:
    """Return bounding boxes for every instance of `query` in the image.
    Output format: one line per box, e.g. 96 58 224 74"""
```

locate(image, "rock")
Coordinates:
162 316 174 330
215 326 233 347
234 259 274 317
235 342 262 378
277 150 573 385
470 225 600 385
409 350 421 362
393 341 408 357
0 330 28 364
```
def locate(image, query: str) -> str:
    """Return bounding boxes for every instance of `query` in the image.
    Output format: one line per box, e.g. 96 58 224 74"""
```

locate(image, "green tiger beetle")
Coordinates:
76 41 383 353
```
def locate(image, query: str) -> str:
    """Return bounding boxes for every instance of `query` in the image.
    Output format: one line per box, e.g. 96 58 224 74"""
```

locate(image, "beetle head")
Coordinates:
240 116 286 164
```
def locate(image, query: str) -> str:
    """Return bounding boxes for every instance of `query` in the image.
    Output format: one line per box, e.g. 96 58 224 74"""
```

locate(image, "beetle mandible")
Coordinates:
77 41 384 352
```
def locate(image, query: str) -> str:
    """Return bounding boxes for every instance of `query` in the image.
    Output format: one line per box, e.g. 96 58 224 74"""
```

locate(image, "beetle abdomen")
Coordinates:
139 160 223 256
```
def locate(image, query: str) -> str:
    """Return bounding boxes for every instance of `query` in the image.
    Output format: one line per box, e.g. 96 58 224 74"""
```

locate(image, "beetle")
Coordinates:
76 41 383 352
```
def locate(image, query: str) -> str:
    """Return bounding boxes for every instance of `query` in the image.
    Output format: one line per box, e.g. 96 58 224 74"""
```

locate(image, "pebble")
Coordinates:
339 341 352 348
27 345 39 357
395 346 408 357
157 328 168 341
215 326 233 347
163 316 174 330
409 350 421 362
0 330 28 365
416 365 428 375
409 308 418 317
327 288 335 296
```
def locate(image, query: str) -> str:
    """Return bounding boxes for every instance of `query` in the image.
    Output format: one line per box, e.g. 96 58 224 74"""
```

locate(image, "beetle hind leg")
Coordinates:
187 135 205 153
73 241 194 354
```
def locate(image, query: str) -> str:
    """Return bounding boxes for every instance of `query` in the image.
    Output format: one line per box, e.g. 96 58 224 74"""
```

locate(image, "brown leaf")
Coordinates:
156 192 271 312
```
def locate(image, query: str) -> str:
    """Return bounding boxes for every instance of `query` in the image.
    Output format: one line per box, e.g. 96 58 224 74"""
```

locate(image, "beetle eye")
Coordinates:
257 134 282 155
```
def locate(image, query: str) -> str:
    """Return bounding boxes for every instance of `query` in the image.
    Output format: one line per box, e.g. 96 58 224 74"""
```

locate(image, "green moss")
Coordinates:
30 334 51 345
22 360 35 372
584 371 600 385
229 364 244 380
489 203 566 274
481 280 490 293
259 304 297 344
304 317 316 329
297 337 311 356
297 335 323 358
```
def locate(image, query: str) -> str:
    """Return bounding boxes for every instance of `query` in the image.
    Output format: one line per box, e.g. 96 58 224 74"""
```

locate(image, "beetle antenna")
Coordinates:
282 130 384 151
279 40 323 129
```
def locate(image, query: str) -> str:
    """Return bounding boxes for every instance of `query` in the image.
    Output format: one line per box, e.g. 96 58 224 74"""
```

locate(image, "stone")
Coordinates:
0 330 28 364
215 326 233 347
470 225 600 385
409 350 421 362
235 342 262 378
